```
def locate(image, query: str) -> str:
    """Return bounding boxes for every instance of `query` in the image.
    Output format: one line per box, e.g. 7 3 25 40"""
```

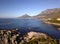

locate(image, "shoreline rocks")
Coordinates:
0 29 22 44
0 29 60 44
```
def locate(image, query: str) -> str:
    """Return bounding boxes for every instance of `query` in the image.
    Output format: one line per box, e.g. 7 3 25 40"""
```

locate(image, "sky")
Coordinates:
0 0 60 18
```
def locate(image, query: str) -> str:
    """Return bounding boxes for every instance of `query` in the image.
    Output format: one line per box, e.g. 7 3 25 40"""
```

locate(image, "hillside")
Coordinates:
36 8 60 19
36 8 60 30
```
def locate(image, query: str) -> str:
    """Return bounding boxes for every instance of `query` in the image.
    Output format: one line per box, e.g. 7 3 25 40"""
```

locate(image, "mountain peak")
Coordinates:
18 14 32 19
22 14 30 17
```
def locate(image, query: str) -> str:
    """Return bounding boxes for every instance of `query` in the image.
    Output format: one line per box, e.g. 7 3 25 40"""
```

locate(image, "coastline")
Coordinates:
43 20 60 31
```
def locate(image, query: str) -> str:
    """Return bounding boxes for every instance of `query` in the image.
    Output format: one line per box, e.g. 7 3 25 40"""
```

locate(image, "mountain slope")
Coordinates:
36 8 60 19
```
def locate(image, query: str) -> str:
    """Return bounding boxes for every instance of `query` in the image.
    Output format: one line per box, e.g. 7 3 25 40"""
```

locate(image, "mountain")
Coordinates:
18 14 32 19
36 8 60 19
18 8 60 19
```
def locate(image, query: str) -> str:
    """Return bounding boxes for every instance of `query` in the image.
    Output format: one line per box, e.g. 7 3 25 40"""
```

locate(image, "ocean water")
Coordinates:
0 18 60 39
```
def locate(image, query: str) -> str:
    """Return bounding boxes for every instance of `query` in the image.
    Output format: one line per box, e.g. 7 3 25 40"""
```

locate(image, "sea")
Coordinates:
0 18 60 39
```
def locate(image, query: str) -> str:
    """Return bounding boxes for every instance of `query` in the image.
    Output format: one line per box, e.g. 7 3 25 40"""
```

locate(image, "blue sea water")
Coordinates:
0 18 60 39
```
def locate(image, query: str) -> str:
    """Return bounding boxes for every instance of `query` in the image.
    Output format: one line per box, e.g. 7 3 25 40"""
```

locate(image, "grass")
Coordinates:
48 19 60 24
48 20 60 23
47 19 60 30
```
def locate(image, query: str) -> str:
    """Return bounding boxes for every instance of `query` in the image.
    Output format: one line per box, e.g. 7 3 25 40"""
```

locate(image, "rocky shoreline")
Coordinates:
0 29 60 44
0 29 23 44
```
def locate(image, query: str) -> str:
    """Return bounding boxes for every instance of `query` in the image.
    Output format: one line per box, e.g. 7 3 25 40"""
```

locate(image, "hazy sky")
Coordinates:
0 0 60 18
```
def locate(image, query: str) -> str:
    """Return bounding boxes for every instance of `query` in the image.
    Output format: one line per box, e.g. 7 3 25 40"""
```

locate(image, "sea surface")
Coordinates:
0 18 60 39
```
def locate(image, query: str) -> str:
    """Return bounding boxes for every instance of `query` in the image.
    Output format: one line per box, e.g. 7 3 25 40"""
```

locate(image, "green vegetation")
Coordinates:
21 37 58 44
48 19 60 23
47 18 60 28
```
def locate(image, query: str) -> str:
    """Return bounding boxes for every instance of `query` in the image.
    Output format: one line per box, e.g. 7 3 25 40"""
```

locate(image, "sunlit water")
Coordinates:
0 18 60 39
